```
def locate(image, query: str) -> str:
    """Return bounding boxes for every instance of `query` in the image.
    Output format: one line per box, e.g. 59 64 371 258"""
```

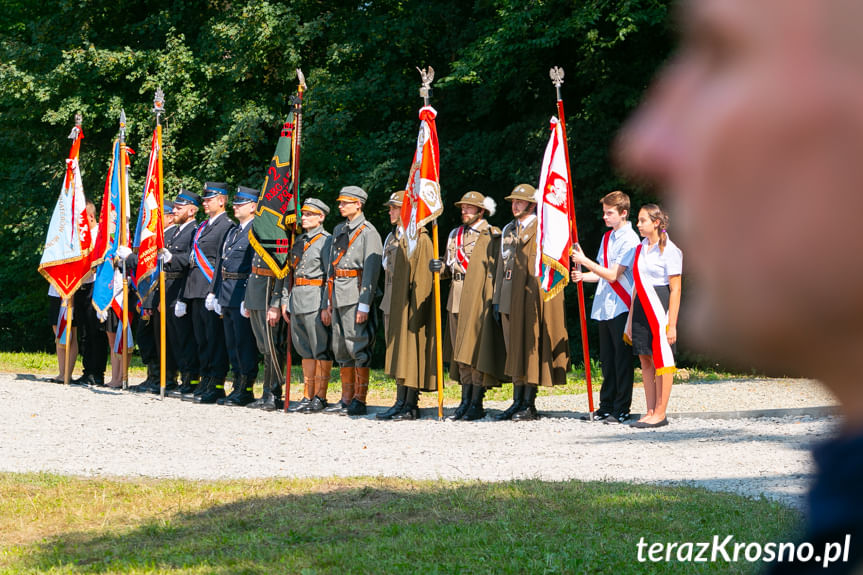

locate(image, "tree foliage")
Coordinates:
0 0 673 361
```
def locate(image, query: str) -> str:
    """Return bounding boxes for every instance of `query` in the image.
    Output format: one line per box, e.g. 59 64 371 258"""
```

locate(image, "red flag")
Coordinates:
38 127 94 299
400 106 443 254
133 129 164 300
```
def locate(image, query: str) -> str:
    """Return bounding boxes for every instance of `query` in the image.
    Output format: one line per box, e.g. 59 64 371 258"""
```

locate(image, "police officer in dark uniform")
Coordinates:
210 186 259 406
166 189 202 398
182 182 234 403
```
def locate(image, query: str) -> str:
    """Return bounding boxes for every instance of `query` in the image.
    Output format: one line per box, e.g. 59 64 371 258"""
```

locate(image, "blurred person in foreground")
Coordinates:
617 0 863 571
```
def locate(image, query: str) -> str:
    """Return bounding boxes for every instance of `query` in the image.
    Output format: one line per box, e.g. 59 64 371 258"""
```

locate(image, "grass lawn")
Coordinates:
0 473 801 574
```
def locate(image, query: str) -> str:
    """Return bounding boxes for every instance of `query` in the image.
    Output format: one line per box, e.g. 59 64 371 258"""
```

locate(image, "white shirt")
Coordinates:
590 223 640 321
637 236 683 287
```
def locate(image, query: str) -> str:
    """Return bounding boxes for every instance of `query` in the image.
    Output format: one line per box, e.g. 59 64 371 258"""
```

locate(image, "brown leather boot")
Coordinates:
289 358 317 413
316 360 332 401
324 367 354 414
348 367 370 416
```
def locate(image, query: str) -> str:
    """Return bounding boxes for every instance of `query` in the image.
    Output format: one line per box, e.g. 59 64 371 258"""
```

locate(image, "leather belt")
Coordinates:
221 270 249 280
252 265 275 277
295 277 324 287
164 272 183 280
453 272 465 282
334 268 361 278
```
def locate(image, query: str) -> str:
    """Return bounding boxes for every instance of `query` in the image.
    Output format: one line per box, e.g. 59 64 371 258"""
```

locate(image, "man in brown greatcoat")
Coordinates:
380 193 437 421
435 191 507 421
493 184 570 421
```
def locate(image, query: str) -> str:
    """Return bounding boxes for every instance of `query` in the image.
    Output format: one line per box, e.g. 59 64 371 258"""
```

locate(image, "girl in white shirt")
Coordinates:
626 204 682 428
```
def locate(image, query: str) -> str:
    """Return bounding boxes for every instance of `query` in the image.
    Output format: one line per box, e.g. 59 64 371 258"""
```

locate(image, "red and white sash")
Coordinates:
454 226 470 271
191 221 215 283
627 242 676 375
602 230 632 309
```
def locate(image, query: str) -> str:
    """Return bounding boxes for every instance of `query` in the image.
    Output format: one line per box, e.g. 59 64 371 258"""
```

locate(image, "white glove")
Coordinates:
116 245 133 260
174 301 187 317
213 301 222 316
205 293 216 311
159 248 172 264
97 309 108 322
240 301 250 318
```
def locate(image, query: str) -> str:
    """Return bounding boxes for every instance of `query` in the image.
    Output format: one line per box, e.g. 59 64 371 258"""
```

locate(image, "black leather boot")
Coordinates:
171 373 195 398
130 364 159 393
512 385 539 421
225 376 255 406
183 375 207 401
376 384 407 420
494 384 525 421
447 383 472 421
247 382 277 411
160 372 179 393
218 374 242 405
391 387 420 421
463 385 487 421
196 377 226 404
300 395 328 413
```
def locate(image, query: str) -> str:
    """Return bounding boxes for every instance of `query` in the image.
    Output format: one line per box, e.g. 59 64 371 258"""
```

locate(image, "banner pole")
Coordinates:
154 89 167 399
416 69 446 420
283 70 305 412
550 66 595 417
119 110 130 390
63 297 73 385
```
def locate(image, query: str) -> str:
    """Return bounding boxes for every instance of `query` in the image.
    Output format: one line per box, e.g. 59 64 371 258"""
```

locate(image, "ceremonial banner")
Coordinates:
133 129 163 301
111 267 133 352
534 116 572 300
38 126 94 299
400 106 442 255
250 110 298 278
56 304 70 345
92 140 130 314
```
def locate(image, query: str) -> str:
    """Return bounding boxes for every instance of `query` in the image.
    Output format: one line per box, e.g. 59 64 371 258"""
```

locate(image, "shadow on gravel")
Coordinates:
6 478 802 574
579 425 822 451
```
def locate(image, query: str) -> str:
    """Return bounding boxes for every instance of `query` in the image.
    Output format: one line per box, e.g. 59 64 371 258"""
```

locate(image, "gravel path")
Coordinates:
0 373 840 509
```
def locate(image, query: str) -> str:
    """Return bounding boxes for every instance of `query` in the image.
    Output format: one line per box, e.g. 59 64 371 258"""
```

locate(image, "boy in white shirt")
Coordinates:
571 191 640 423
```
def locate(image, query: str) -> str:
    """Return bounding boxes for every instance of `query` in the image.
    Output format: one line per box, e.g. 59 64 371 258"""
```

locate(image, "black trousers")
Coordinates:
190 297 228 378
598 312 635 416
223 306 259 379
73 284 108 378
167 303 198 377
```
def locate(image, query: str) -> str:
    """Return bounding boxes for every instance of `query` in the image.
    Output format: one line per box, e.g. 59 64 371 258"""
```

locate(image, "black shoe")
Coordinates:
391 406 420 421
631 418 668 429
300 396 327 413
196 378 226 404
580 411 611 421
172 375 198 398
247 391 277 412
494 385 525 421
324 399 349 415
446 384 472 421
182 377 205 401
511 405 539 421
376 385 407 420
288 397 311 413
346 398 367 416
224 388 255 407
605 412 631 425
71 373 95 386
218 376 243 405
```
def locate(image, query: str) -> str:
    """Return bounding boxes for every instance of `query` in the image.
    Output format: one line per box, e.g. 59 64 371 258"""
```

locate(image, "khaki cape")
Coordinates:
385 229 437 391
504 219 570 386
445 224 508 386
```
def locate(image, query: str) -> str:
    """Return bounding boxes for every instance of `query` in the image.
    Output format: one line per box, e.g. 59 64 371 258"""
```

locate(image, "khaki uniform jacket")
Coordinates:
288 226 332 315
379 227 401 315
444 220 508 385
327 213 383 310
384 228 437 391
443 222 483 314
244 252 283 312
503 218 570 386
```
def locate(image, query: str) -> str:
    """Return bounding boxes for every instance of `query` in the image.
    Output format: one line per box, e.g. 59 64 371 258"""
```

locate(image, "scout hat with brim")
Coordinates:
202 182 228 199
301 197 330 216
504 183 538 203
455 190 497 217
384 190 405 207
233 185 259 205
336 185 368 204
174 189 201 207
